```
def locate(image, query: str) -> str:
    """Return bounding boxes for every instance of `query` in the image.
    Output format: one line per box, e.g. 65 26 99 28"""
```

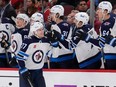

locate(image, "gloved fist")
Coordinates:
109 38 116 47
105 35 116 47
0 39 10 49
19 68 30 79
74 29 90 42
45 30 64 41
44 31 53 38
52 30 64 41
98 36 106 48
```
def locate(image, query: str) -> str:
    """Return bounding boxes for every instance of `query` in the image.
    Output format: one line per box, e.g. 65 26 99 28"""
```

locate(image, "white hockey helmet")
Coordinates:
98 1 112 13
30 22 44 35
16 13 29 25
75 12 89 26
30 12 44 23
50 5 64 16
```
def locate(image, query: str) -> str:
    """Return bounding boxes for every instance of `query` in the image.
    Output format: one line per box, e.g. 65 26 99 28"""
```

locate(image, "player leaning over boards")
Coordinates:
47 5 79 69
72 1 116 69
71 12 103 69
50 12 103 69
95 1 116 69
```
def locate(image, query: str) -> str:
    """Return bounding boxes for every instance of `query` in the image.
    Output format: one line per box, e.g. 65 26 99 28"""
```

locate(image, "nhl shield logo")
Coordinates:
32 50 44 63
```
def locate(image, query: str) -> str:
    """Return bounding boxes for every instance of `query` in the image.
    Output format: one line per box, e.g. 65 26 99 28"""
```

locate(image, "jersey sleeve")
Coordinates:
15 38 30 68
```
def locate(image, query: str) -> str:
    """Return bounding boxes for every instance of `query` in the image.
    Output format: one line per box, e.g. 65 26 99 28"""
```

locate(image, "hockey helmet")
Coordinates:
16 13 29 25
75 12 89 26
30 12 44 23
30 22 44 35
98 1 112 13
50 5 64 16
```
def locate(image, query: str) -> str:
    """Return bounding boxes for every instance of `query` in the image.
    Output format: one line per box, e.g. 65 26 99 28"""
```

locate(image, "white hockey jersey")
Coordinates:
11 26 30 55
49 21 74 62
74 25 101 63
100 14 116 54
16 36 51 70
0 23 15 53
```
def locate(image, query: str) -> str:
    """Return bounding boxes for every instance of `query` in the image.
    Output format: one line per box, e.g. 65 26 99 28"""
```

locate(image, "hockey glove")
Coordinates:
45 30 64 41
44 31 53 38
74 30 91 42
98 36 106 48
105 35 116 47
52 30 64 41
0 39 10 49
19 67 30 80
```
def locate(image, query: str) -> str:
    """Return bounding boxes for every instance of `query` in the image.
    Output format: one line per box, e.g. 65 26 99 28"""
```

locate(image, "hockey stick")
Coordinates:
9 46 34 87
4 48 11 66
100 47 106 68
47 56 50 69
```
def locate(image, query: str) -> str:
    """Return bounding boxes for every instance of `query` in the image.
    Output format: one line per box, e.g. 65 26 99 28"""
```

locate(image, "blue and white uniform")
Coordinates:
11 24 30 55
16 36 51 87
49 21 78 69
72 24 102 69
0 19 15 67
100 14 116 69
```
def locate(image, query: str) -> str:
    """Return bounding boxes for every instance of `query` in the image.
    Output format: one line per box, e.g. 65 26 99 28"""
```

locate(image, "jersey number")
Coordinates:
21 43 27 49
102 30 109 36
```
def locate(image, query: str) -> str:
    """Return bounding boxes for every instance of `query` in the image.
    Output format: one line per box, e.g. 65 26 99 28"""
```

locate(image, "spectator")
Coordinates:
67 10 79 25
10 0 25 14
75 0 88 12
112 5 116 15
0 0 16 24
26 0 38 17
49 0 58 7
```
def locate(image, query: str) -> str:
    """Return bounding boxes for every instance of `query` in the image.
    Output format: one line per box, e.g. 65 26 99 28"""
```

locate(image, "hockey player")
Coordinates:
73 12 103 69
0 18 15 67
11 13 30 55
29 12 51 68
47 5 79 69
95 1 116 69
10 13 30 67
29 12 44 36
48 12 103 69
74 1 116 69
16 22 52 87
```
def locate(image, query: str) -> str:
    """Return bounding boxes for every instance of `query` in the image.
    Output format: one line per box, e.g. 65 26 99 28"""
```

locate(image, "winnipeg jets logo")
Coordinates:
1 31 9 41
11 40 17 52
32 50 43 63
